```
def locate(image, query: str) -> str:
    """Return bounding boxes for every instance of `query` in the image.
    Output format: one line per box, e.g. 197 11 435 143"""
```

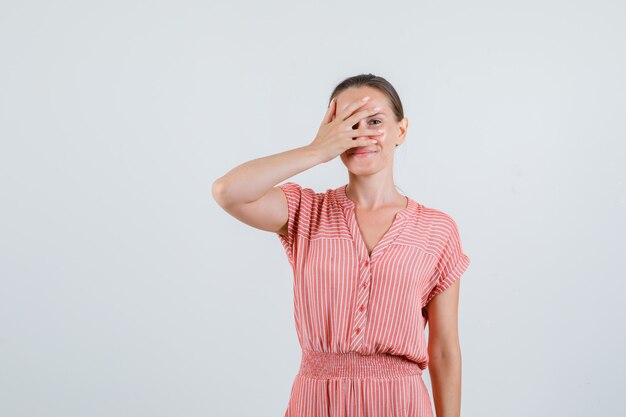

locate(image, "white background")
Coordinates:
1 1 625 416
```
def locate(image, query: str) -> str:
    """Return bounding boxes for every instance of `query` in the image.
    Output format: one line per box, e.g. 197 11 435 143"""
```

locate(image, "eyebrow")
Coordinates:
369 112 385 117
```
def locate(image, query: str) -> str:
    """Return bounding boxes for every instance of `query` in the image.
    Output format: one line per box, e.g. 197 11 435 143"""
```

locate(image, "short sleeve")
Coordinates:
424 216 470 306
275 181 313 267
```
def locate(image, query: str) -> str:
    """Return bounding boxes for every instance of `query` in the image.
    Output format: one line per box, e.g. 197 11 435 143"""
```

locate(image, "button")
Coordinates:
359 305 365 312
364 260 369 266
362 282 368 289
355 327 361 334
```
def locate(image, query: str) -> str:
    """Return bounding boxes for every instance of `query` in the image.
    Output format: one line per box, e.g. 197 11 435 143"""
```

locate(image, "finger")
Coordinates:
323 97 336 124
336 96 372 122
345 105 382 127
343 127 383 138
347 138 379 149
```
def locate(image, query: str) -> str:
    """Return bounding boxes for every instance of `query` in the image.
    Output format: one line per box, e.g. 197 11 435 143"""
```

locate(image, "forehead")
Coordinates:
336 87 388 111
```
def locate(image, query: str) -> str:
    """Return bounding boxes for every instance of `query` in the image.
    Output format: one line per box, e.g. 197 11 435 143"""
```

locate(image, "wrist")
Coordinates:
302 144 326 164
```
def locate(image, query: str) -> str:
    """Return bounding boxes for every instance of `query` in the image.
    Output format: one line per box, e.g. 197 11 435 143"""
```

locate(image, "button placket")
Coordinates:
350 257 372 350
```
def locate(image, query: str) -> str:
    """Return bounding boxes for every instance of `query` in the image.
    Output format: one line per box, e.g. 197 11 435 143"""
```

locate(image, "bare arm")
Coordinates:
211 145 324 237
211 95 382 238
427 278 462 417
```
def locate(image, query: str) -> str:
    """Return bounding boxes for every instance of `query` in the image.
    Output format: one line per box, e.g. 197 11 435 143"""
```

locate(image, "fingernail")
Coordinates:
362 96 370 101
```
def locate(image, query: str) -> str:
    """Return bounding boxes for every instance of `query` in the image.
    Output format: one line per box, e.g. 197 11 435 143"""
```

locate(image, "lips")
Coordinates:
350 150 378 155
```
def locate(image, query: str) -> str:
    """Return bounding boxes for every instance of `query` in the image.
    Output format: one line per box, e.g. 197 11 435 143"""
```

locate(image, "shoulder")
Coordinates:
415 203 460 233
277 181 321 199
277 181 329 210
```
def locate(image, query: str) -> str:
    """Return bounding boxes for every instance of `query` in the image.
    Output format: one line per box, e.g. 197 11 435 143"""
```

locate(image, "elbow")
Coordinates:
428 346 462 363
428 336 462 362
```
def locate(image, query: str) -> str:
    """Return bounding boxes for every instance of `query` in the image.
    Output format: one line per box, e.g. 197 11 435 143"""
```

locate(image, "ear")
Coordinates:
398 117 408 141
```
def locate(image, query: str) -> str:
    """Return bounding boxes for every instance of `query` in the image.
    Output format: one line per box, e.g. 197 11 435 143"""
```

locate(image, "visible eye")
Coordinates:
370 119 382 125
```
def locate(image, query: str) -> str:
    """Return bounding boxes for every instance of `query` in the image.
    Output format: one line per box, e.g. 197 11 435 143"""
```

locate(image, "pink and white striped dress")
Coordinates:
276 182 470 417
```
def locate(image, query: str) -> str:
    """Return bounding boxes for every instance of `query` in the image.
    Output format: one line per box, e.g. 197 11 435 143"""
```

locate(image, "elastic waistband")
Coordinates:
298 349 423 379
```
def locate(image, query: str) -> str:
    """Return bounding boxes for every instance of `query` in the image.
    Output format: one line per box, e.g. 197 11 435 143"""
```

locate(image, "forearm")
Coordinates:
429 352 462 417
212 145 323 205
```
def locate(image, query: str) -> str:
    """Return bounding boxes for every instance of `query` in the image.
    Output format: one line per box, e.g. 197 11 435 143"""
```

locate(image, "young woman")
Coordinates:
213 73 471 417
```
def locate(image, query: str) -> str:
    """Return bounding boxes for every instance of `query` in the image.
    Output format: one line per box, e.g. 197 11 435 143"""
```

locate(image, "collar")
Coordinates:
333 183 416 220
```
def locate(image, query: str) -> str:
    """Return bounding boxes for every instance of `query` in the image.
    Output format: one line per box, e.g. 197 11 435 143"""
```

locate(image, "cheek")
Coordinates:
375 132 389 145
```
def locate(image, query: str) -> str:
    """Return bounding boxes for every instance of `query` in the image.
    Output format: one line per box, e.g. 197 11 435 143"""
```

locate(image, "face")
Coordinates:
335 86 408 176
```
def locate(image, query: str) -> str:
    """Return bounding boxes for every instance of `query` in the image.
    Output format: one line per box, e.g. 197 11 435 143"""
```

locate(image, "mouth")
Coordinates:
349 150 378 157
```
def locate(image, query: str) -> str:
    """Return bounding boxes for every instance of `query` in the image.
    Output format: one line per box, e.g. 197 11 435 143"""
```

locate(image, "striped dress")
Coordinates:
276 181 471 417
